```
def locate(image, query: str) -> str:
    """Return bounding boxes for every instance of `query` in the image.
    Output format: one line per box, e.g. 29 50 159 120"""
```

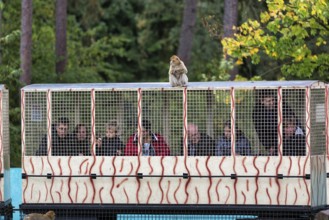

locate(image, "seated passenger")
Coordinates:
96 121 124 156
185 123 215 156
125 120 170 156
71 124 91 156
36 117 71 156
215 121 251 156
283 116 305 156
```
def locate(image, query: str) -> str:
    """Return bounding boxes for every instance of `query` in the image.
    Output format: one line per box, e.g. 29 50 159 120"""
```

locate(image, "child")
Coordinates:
96 121 124 156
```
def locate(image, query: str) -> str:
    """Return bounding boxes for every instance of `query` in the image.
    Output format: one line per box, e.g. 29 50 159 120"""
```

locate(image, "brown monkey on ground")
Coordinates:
168 55 188 87
24 210 55 220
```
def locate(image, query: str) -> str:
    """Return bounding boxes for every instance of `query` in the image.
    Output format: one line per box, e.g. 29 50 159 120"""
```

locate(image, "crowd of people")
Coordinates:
36 90 306 157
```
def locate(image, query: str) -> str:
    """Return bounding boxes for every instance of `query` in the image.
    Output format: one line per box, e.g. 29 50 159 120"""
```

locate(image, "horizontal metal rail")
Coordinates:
22 173 312 179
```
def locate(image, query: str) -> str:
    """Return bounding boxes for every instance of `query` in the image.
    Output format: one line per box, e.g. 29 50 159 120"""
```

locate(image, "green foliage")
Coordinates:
222 0 329 80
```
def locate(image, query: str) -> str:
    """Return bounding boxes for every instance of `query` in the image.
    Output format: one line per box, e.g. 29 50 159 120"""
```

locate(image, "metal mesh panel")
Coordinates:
235 90 256 156
310 89 326 155
24 92 47 156
187 90 230 156
95 91 137 156
2 89 9 156
282 89 306 156
50 91 91 156
252 89 278 156
141 90 182 156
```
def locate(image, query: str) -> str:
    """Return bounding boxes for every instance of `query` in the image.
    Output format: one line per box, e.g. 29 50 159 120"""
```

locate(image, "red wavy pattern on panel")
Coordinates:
183 88 190 204
30 183 34 200
285 184 288 205
29 158 34 174
148 157 153 174
99 187 104 204
219 157 226 175
67 156 73 203
252 156 259 204
82 182 88 203
75 182 78 203
44 182 48 202
124 188 129 203
119 158 124 172
304 88 311 205
224 186 230 204
206 156 212 204
79 159 88 174
89 89 97 203
147 181 152 204
275 87 283 205
216 179 222 202
242 157 247 173
264 156 270 173
56 191 61 203
37 191 41 203
241 191 246 204
173 156 178 174
135 88 142 204
195 187 199 204
99 157 105 176
41 158 44 174
288 157 292 175
159 156 165 204
116 178 128 188
294 187 298 205
109 157 116 203
266 188 272 205
166 180 171 204
174 179 182 204
58 158 62 175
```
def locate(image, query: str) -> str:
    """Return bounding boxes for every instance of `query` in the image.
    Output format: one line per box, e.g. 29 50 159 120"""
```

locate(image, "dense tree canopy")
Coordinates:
222 0 329 80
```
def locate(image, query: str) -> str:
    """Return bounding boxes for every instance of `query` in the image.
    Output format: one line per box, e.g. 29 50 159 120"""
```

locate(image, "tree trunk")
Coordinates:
55 0 67 75
177 0 197 67
223 0 239 81
0 5 2 65
20 0 33 85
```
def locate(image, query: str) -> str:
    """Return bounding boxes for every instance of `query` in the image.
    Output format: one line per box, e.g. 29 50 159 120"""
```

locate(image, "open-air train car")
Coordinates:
0 85 11 219
20 81 327 219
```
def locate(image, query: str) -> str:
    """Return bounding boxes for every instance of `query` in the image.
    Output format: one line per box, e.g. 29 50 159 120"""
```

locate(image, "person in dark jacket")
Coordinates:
253 89 298 155
36 117 71 156
283 115 305 156
185 123 215 156
71 124 91 156
96 120 125 156
216 121 251 156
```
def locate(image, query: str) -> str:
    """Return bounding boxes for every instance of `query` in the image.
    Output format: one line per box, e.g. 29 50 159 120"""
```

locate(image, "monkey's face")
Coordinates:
46 211 55 219
170 55 181 66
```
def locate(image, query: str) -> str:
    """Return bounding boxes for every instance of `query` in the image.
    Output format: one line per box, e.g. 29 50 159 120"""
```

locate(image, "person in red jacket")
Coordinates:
125 120 171 156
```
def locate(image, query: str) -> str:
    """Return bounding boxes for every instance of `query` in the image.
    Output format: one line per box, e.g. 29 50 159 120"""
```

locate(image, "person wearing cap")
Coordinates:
124 120 170 156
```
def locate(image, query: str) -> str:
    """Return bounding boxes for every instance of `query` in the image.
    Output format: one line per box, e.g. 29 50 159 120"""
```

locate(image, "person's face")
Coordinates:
224 126 231 139
56 123 68 138
106 127 116 138
77 126 87 141
284 123 295 138
261 97 275 109
188 127 200 144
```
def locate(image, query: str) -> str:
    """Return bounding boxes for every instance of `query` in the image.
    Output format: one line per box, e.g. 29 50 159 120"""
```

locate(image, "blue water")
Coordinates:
10 168 22 220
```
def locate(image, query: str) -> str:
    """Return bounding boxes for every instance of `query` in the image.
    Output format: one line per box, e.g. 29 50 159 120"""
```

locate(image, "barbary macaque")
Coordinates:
24 210 55 220
168 55 188 87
